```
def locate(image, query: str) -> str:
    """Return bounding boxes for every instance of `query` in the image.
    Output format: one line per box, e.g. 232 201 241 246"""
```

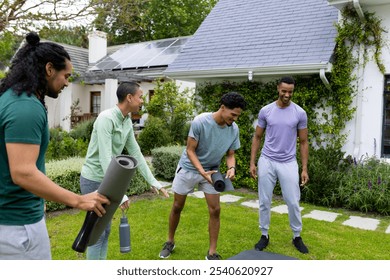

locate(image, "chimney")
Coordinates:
88 30 107 65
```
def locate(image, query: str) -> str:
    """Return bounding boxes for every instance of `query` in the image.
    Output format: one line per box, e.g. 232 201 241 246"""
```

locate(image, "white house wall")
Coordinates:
46 84 72 130
342 3 390 160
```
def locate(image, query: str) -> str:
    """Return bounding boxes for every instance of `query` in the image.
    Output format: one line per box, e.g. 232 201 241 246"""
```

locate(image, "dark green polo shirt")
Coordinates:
0 89 49 225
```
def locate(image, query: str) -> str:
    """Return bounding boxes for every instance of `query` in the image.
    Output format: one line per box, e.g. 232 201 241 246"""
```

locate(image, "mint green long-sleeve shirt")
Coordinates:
81 105 161 189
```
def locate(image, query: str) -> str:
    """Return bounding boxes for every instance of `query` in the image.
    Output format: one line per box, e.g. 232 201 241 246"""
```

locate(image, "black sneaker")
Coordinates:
254 235 269 251
159 241 175 258
206 252 222 260
292 237 309 254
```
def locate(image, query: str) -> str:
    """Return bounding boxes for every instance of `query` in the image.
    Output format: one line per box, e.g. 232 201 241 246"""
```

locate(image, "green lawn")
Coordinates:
46 189 390 260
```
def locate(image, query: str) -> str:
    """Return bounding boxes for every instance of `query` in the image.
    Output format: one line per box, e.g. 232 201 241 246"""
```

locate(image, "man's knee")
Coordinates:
172 200 185 214
208 205 221 217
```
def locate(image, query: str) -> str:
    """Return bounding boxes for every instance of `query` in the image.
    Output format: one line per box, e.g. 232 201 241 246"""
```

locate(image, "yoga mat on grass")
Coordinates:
228 249 297 260
72 155 138 252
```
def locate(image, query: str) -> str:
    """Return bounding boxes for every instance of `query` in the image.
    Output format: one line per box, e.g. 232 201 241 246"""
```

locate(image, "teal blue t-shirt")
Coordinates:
179 112 240 172
0 89 49 225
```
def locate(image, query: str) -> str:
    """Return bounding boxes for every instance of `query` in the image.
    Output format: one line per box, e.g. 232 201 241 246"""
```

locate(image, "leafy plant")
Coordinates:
151 145 185 180
137 116 173 155
338 155 390 215
46 128 89 160
69 118 96 141
145 79 194 145
301 146 349 207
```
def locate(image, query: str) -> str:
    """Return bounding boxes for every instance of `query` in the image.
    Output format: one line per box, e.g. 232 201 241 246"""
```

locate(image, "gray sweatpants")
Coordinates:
0 217 51 260
257 156 302 237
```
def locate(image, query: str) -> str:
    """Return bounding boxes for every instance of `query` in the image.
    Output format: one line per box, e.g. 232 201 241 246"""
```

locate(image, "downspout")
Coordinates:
353 0 365 20
352 0 365 160
320 68 331 90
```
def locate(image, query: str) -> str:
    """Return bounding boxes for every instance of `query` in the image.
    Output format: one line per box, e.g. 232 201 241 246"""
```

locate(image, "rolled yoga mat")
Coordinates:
72 155 138 252
211 171 234 192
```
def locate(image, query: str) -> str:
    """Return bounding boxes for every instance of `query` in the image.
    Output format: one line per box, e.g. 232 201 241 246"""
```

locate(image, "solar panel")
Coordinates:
90 37 189 71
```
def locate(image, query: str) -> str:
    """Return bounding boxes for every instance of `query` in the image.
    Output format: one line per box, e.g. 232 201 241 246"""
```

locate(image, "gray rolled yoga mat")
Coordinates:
211 170 234 192
72 155 138 252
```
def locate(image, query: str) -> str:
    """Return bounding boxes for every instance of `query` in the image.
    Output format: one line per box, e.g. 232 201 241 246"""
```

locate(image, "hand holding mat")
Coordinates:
211 170 234 192
72 155 138 252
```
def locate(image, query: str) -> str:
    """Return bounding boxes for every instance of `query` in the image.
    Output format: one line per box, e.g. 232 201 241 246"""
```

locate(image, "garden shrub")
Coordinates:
145 79 194 145
69 118 96 141
338 156 390 215
45 157 85 211
151 145 185 180
137 116 172 155
300 146 349 207
46 127 89 160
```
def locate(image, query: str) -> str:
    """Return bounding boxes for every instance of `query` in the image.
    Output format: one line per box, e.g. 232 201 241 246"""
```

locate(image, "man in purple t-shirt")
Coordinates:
250 76 309 254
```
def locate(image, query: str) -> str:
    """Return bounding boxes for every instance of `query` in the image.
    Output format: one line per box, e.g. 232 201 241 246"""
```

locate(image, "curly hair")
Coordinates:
220 92 247 110
0 32 71 104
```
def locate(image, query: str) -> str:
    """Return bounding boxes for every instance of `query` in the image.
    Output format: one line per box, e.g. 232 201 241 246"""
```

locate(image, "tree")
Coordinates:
0 30 22 69
145 79 194 144
92 0 149 45
0 0 96 34
92 0 218 45
39 24 89 48
144 0 218 40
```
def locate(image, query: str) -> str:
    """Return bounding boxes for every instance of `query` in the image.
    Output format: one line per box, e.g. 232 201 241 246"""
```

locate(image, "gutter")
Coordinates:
165 63 332 81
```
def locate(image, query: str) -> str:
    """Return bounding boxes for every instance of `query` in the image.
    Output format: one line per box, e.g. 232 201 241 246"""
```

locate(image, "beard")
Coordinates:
46 87 61 99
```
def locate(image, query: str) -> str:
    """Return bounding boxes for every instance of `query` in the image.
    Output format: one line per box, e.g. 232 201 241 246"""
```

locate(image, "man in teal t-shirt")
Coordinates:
0 32 109 260
0 89 49 226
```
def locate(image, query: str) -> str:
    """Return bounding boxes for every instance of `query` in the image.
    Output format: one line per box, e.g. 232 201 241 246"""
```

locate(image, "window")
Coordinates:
91 92 101 116
382 76 390 157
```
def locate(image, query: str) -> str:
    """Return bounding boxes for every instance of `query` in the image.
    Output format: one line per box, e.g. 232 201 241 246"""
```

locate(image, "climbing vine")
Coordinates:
337 5 386 74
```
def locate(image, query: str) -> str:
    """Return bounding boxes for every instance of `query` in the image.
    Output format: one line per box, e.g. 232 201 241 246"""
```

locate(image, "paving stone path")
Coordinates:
160 182 390 234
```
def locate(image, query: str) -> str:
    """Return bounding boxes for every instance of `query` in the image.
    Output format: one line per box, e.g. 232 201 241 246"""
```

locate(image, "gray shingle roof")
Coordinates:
165 0 339 75
61 44 89 74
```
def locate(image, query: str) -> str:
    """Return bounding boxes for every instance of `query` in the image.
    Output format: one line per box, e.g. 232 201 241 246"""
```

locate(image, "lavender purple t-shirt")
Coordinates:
257 101 307 162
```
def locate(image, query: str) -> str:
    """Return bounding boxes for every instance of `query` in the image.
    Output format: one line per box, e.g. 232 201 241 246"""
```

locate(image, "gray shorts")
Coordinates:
0 217 51 260
172 166 220 195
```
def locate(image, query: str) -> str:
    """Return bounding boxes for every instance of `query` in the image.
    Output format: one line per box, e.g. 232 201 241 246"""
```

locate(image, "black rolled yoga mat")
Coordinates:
72 155 138 252
211 171 225 192
211 171 235 192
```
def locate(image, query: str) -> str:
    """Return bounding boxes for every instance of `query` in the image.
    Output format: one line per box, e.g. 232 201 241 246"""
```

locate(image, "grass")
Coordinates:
46 189 390 260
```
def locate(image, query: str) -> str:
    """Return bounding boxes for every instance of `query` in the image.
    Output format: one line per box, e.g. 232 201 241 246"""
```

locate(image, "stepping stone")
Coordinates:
386 225 390 234
303 210 340 222
241 200 259 209
271 204 303 214
220 194 242 203
342 216 380 231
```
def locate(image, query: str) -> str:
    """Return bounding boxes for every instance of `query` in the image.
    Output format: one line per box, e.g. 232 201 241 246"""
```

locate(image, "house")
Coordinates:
164 0 390 160
45 31 194 131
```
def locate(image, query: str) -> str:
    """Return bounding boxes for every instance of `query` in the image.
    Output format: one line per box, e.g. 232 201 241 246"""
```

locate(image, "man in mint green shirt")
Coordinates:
80 81 169 260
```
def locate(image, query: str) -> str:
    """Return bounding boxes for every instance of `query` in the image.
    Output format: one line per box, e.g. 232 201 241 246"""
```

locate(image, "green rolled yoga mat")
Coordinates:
72 155 138 252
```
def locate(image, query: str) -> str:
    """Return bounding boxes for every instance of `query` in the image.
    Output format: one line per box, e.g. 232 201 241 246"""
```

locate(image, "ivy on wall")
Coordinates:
195 5 386 190
338 5 386 74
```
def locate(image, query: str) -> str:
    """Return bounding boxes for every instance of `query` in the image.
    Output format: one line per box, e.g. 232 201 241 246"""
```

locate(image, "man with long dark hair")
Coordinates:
0 32 110 260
